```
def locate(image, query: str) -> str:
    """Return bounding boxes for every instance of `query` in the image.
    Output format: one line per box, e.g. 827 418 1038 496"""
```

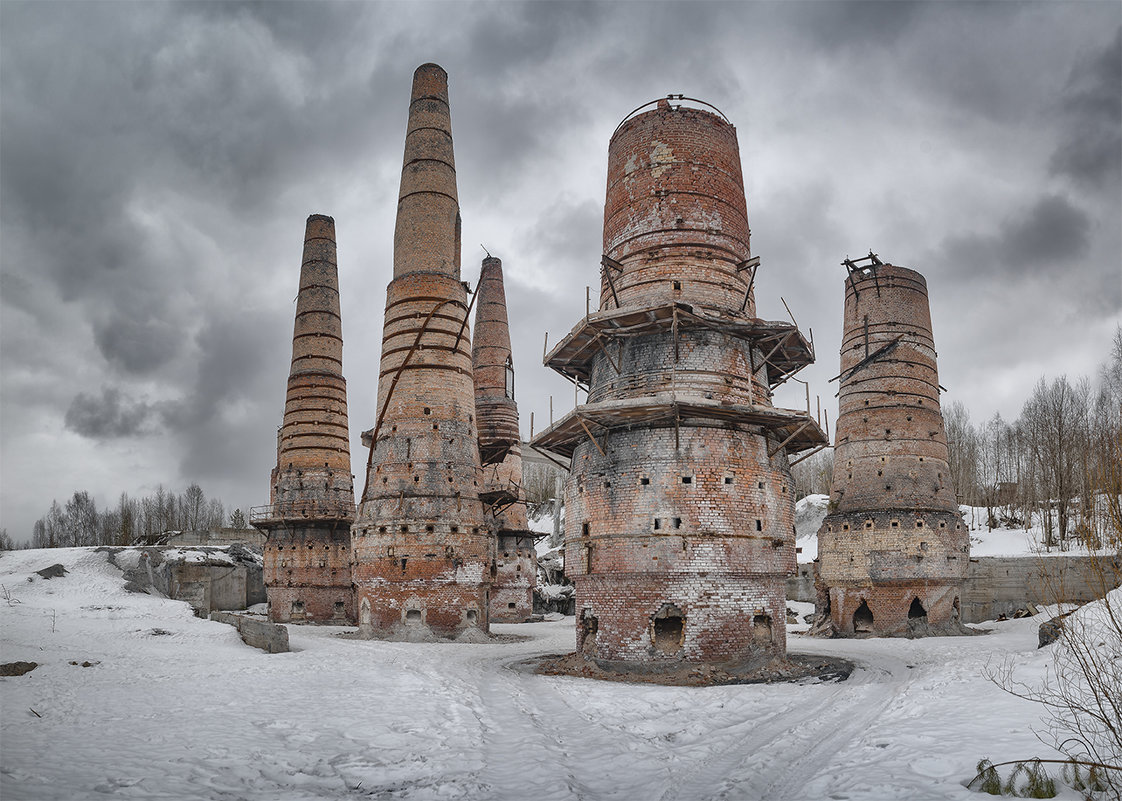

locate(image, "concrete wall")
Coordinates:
210 611 290 653
787 555 1113 624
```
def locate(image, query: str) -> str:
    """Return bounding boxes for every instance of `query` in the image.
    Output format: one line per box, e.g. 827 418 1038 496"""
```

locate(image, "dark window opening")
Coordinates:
653 518 661 530
579 611 598 653
333 601 346 618
400 558 408 573
640 477 650 485
681 476 692 484
724 476 734 485
672 280 682 291
466 609 478 623
405 609 422 625
508 602 517 610
423 407 431 415
672 517 682 529
582 522 590 537
908 597 927 620
652 604 685 653
756 519 763 531
752 614 772 643
853 600 874 633
291 600 305 620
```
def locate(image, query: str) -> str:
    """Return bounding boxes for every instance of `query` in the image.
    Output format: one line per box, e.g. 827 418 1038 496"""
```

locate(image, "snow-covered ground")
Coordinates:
0 547 1099 800
793 494 1098 563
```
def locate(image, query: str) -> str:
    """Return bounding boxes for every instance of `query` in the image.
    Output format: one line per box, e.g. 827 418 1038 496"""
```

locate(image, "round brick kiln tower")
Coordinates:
471 256 536 623
253 213 356 624
532 98 825 667
352 64 492 638
817 259 969 636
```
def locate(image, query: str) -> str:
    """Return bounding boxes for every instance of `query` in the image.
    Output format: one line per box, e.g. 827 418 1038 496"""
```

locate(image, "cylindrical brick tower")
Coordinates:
253 213 356 624
817 258 969 636
532 98 826 666
352 64 492 638
472 256 536 623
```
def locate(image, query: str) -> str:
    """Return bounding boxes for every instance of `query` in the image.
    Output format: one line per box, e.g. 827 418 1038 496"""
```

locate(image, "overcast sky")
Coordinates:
1 1 1119 542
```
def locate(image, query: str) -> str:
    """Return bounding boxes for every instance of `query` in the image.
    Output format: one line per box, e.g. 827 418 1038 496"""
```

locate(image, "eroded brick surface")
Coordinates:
254 214 356 624
535 99 819 665
352 64 492 637
817 264 969 635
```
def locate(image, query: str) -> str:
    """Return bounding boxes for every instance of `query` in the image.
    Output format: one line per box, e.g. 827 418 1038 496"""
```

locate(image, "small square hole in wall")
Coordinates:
672 517 682 529
758 481 765 490
724 476 734 485
939 521 947 529
891 520 900 528
916 520 924 528
582 522 590 537
653 518 661 530
682 476 692 484
426 525 435 533
640 477 650 485
865 520 874 529
672 280 682 290
451 525 459 533
423 407 431 415
378 526 387 533
756 520 763 531
400 525 408 533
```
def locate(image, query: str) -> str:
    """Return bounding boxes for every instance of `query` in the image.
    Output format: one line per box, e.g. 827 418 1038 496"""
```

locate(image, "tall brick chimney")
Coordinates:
254 213 356 624
472 256 535 622
532 99 826 666
816 257 969 635
352 64 492 638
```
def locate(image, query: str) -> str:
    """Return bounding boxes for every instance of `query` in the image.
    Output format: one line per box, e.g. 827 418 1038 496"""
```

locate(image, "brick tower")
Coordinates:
471 256 536 623
816 255 969 636
532 98 826 666
253 213 356 624
352 64 492 638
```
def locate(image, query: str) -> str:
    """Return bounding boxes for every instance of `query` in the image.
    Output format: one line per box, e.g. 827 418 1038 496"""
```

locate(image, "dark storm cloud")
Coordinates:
1051 28 1122 189
93 317 182 375
64 388 159 439
787 0 925 50
938 193 1092 279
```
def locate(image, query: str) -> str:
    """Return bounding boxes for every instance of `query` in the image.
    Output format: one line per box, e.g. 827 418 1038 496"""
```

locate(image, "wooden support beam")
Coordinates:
768 420 812 458
738 261 759 313
828 336 902 383
575 414 606 457
593 333 622 374
788 443 828 468
528 445 572 472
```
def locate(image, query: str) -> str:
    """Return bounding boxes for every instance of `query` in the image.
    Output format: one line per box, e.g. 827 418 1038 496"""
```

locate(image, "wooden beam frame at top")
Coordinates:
767 420 812 458
575 413 607 457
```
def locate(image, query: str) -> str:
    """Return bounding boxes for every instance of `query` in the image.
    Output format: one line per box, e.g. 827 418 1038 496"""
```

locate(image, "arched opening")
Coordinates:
333 601 346 620
291 600 306 621
579 610 598 653
405 609 422 625
752 614 773 643
651 604 685 654
908 597 927 620
853 600 874 633
465 609 478 623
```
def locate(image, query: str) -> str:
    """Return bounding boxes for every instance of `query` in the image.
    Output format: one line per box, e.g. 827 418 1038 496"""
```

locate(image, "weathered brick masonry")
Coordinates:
817 259 969 635
253 214 356 624
532 99 825 666
472 256 537 623
352 64 492 637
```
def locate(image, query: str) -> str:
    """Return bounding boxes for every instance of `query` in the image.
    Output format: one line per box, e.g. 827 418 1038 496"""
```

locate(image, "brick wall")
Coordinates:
818 264 968 634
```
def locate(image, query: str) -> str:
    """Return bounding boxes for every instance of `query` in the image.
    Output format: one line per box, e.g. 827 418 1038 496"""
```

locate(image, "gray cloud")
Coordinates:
94 316 182 375
1051 27 1122 189
64 388 160 439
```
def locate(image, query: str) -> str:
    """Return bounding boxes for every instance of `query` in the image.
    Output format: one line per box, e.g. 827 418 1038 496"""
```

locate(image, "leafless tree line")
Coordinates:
29 484 244 548
944 328 1122 550
791 327 1121 552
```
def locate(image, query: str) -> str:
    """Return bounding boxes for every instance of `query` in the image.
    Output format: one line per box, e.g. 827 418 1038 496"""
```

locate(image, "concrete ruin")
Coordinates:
252 214 356 624
471 256 537 623
352 64 493 638
532 98 826 666
816 256 969 636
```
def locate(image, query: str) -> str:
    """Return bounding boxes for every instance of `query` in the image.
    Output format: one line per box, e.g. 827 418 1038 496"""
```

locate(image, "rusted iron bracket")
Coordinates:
451 276 481 352
361 297 458 500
